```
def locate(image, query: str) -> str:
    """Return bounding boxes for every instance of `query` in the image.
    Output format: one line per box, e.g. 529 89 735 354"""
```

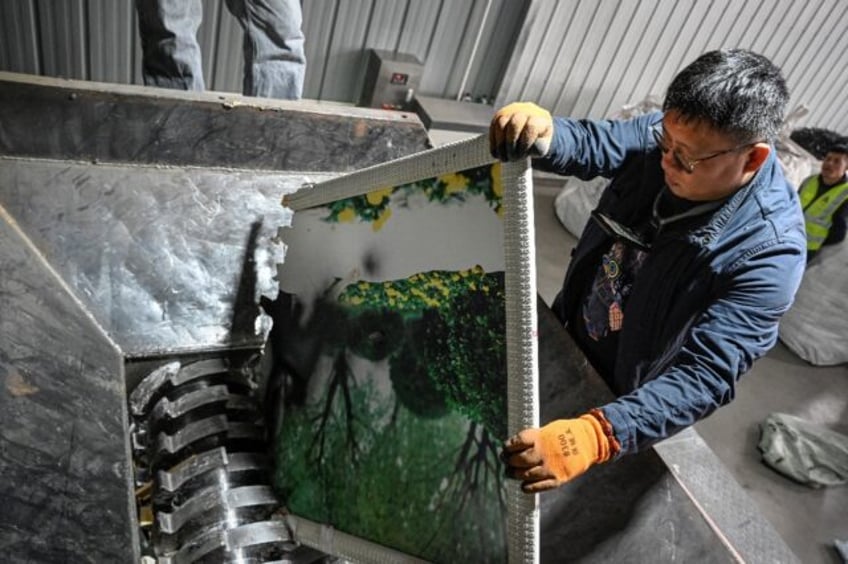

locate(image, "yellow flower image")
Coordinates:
366 187 394 206
441 173 469 195
337 207 356 222
491 162 503 197
372 207 393 231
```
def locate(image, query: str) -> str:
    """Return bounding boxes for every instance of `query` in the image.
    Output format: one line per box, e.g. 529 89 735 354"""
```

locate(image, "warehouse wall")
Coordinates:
1 0 845 134
498 0 848 134
0 0 525 103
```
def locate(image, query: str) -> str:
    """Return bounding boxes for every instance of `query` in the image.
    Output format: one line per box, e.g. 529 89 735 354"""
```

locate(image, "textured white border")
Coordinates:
283 135 540 564
286 515 429 564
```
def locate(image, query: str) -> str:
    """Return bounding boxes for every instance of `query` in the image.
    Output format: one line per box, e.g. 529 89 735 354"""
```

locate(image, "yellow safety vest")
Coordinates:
799 175 848 252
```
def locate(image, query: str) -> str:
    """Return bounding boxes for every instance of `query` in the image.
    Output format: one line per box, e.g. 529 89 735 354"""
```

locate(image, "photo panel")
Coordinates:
273 136 539 563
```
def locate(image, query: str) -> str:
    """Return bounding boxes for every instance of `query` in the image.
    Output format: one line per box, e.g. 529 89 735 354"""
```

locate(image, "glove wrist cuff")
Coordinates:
586 408 621 462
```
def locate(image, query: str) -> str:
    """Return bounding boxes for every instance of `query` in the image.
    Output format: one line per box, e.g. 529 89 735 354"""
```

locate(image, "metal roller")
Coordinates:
129 357 331 563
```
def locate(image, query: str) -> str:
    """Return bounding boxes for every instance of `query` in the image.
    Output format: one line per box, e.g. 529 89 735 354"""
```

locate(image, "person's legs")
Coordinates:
225 0 306 99
135 0 205 90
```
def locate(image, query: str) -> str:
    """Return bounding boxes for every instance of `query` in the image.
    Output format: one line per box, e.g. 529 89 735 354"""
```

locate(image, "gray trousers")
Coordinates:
136 0 305 99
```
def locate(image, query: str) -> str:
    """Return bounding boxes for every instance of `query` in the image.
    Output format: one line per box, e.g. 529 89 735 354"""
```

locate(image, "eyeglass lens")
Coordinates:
652 126 694 173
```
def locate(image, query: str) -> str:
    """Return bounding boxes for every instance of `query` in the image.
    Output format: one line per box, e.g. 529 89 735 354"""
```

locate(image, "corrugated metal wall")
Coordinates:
0 0 525 103
301 0 526 102
498 0 848 134
1 0 845 134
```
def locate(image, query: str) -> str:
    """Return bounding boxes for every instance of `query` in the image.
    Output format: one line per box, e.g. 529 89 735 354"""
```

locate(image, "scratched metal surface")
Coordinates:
0 72 431 357
0 206 135 563
0 72 431 173
0 157 323 356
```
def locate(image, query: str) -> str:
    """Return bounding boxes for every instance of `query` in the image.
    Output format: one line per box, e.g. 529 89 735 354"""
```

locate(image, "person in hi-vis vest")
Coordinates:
800 144 848 262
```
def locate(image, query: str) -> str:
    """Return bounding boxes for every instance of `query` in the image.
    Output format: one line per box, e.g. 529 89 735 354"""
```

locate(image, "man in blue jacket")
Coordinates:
494 49 806 493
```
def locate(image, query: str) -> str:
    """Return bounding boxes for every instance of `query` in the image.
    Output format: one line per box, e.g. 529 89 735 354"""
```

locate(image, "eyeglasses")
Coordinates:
651 123 756 174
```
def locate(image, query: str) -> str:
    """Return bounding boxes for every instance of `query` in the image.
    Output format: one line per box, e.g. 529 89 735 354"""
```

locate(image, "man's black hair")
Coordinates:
828 143 848 156
663 49 789 144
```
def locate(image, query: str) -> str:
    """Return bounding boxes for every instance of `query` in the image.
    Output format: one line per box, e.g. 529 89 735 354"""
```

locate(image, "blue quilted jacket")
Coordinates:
543 111 806 456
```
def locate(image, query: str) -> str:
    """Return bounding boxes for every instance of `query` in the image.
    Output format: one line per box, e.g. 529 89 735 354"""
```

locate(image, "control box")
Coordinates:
358 49 424 111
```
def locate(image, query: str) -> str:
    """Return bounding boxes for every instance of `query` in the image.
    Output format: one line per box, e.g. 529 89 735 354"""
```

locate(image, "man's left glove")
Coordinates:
489 101 553 161
502 409 619 493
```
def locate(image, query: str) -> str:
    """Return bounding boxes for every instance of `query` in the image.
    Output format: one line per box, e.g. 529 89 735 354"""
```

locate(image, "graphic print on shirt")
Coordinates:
582 241 648 340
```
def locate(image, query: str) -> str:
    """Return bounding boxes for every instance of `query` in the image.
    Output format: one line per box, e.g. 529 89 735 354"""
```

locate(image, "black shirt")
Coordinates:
571 188 705 378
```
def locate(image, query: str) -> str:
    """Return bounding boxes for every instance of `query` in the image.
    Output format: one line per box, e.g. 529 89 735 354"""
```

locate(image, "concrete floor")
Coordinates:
531 178 848 564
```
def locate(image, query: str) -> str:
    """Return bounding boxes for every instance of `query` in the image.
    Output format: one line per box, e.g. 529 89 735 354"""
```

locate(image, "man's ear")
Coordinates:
743 143 771 173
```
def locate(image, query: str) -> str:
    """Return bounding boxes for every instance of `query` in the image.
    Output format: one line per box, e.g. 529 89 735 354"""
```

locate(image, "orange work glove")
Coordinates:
489 101 554 161
502 409 619 493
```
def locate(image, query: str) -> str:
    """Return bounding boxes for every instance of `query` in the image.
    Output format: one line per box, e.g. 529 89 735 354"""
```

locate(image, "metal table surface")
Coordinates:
535 300 796 562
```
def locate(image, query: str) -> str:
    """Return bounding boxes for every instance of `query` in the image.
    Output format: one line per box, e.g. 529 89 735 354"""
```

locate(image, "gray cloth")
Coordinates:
758 413 848 488
553 175 606 238
778 241 848 365
136 0 306 99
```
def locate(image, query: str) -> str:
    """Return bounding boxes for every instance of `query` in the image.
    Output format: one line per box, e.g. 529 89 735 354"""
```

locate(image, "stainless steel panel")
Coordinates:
0 157 302 356
0 72 427 564
0 197 136 563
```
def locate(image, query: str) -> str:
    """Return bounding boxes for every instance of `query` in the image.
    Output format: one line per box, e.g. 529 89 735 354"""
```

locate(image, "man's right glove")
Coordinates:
502 409 619 493
489 101 553 161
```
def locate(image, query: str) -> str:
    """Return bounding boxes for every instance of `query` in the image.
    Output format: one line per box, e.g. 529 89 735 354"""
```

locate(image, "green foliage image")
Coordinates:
273 267 508 562
322 163 505 230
